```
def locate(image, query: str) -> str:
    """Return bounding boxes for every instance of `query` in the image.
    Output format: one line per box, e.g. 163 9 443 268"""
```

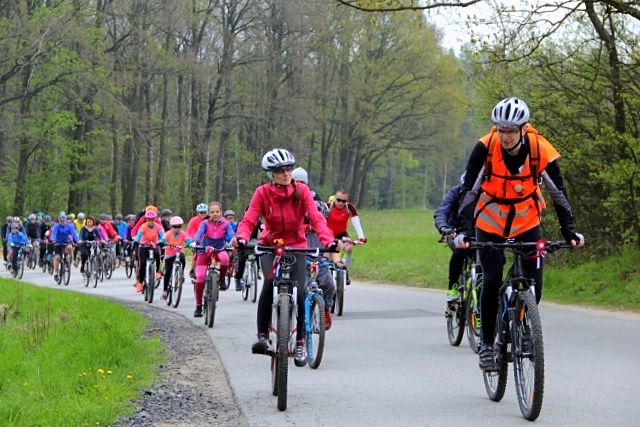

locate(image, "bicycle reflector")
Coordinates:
275 246 285 257
536 239 547 251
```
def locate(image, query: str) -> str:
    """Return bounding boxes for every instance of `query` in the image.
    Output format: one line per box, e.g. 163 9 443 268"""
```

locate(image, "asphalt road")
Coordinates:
5 262 640 426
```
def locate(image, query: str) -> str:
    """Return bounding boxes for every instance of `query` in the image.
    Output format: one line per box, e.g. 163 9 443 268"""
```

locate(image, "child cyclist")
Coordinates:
305 200 344 330
159 216 193 301
7 223 31 274
189 201 235 317
133 210 165 293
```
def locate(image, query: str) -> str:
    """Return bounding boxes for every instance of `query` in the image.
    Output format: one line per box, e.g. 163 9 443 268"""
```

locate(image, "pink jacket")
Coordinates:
236 181 334 248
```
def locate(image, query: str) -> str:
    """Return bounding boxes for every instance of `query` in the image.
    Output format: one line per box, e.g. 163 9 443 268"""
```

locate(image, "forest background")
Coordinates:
1 0 639 257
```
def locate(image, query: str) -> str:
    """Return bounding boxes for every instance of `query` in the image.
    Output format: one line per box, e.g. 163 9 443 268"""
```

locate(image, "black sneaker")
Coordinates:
346 271 351 285
80 266 85 274
294 340 307 367
54 274 59 282
193 306 203 318
219 279 228 291
479 344 498 371
251 334 269 354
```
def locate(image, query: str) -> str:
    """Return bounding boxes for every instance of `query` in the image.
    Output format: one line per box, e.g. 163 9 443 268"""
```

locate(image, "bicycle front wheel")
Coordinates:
147 263 156 303
250 261 258 303
334 270 346 316
466 280 482 354
125 258 133 278
171 265 184 308
446 294 465 346
92 258 100 288
63 257 71 286
205 272 219 328
513 291 545 421
17 255 24 279
83 260 91 287
307 294 326 369
276 295 291 411
104 256 113 280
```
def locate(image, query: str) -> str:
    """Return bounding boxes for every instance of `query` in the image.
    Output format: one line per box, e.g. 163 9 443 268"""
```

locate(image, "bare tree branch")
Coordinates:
335 0 483 13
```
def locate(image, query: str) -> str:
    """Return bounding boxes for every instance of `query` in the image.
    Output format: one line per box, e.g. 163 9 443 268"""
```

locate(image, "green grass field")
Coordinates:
0 282 165 426
351 209 640 311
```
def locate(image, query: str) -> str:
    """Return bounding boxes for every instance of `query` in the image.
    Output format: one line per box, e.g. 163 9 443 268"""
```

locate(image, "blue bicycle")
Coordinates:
305 260 333 369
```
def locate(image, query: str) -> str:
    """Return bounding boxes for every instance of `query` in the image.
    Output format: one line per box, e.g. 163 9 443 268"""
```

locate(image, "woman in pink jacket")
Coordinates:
232 148 338 368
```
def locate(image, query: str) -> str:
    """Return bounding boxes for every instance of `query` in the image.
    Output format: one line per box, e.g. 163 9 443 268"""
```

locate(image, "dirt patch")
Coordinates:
112 302 249 427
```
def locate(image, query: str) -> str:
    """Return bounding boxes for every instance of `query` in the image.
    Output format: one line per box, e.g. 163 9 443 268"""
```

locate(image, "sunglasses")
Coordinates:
198 212 207 215
274 166 294 174
172 225 181 229
336 198 348 203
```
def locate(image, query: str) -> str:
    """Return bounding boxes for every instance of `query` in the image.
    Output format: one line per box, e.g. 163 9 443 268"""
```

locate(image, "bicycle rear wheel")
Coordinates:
276 295 291 411
307 294 326 369
483 310 509 402
513 291 545 421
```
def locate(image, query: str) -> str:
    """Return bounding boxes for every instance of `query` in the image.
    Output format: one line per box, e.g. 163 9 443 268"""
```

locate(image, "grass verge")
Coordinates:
350 209 640 311
0 279 165 426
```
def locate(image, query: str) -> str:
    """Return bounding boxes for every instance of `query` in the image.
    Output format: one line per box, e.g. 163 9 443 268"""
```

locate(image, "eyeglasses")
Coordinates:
336 198 348 203
273 166 294 174
171 225 181 229
497 127 521 135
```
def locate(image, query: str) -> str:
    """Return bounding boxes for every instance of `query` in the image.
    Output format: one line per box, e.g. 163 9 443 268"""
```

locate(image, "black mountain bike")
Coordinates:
472 239 572 421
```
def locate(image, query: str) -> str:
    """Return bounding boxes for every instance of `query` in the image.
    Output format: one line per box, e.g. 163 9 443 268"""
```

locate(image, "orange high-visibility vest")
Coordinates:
475 124 560 238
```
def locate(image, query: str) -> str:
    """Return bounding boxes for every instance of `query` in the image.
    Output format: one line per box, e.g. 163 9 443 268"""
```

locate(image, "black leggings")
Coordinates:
257 253 306 340
163 253 186 291
478 226 543 345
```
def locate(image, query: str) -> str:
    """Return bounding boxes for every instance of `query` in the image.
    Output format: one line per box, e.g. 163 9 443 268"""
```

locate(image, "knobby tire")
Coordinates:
483 309 509 402
171 264 184 308
276 295 290 411
513 291 545 421
307 294 325 369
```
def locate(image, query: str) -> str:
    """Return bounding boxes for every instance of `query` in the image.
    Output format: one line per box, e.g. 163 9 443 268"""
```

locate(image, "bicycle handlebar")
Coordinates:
239 243 338 257
470 240 573 253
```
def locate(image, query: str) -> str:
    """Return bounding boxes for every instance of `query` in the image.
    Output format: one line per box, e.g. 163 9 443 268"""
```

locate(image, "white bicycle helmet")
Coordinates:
223 210 235 217
77 212 85 219
195 203 208 213
491 97 530 127
292 167 308 184
261 148 295 171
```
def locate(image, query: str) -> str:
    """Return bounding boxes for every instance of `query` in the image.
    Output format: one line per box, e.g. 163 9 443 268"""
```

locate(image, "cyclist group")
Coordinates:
3 150 366 369
435 97 584 372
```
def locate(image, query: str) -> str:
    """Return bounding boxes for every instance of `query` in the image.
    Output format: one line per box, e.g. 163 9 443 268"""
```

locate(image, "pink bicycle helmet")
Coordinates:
169 216 184 226
145 210 158 220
